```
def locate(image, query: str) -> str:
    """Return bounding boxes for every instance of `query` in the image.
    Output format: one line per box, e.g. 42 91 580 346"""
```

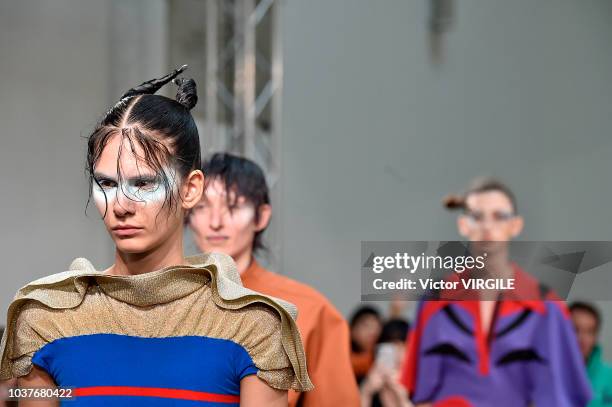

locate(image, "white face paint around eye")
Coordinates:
230 204 256 223
202 182 256 222
92 165 179 211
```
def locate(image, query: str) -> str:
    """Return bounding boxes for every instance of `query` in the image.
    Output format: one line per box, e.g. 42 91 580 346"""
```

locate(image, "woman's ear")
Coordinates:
181 169 205 209
255 204 272 232
510 215 524 238
457 215 470 238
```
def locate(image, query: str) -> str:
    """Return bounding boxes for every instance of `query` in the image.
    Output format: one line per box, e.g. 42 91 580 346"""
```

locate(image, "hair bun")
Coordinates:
443 193 465 211
173 77 198 110
119 65 188 100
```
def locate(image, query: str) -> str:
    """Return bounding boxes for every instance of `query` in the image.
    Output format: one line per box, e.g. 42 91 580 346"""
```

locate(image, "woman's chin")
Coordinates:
114 238 151 254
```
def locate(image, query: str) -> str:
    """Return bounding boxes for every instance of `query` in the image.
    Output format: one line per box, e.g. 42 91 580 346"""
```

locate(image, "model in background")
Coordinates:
0 68 312 406
400 177 592 407
570 302 612 407
188 153 361 407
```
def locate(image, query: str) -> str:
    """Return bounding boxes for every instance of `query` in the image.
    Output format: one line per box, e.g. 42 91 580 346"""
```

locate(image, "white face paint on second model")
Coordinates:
92 165 179 214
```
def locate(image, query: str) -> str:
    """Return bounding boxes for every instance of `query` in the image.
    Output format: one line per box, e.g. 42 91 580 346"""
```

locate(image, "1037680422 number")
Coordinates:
3 387 75 401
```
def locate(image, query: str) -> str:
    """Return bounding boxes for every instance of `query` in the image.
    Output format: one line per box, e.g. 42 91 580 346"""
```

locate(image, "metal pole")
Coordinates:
233 0 256 158
205 0 219 153
243 0 257 159
268 0 284 270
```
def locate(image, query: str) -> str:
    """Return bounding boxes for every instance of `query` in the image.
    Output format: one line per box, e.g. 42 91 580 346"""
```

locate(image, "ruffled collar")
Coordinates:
65 254 227 307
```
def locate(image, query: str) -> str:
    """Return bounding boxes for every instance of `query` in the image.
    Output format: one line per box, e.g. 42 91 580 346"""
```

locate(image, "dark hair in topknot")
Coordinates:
443 177 518 214
443 193 466 210
117 64 187 99
86 65 201 220
173 77 198 111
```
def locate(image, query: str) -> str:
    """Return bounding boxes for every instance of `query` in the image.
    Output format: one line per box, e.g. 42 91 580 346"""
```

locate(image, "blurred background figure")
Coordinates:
400 177 592 407
187 153 360 407
350 306 383 384
570 302 612 407
360 319 412 407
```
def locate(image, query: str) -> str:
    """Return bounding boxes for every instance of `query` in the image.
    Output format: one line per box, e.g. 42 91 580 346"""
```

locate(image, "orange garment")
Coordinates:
241 259 360 407
350 349 375 379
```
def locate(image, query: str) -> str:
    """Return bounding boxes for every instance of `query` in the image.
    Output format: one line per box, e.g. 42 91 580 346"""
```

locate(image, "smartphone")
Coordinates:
375 343 397 370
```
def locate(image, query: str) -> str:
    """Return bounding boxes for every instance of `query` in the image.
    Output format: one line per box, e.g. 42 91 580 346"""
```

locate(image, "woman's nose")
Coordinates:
209 207 224 230
113 187 137 216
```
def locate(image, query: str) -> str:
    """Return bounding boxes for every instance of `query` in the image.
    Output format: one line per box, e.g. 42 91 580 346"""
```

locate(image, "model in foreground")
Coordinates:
0 66 312 406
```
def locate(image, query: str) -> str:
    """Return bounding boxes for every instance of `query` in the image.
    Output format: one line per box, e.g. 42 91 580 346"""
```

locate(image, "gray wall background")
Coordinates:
1 0 611 356
0 0 168 295
277 0 612 355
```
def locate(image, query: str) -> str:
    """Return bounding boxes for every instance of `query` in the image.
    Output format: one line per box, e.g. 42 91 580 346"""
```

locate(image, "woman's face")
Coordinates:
457 191 524 257
92 134 183 254
189 179 266 260
351 314 382 352
571 309 598 360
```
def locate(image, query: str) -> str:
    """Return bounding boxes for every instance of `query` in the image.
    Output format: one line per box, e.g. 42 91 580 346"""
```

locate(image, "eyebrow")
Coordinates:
93 171 159 182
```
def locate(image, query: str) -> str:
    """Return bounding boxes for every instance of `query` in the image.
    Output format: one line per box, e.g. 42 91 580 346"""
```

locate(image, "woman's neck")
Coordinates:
483 254 513 279
234 247 254 275
107 229 186 276
478 251 514 302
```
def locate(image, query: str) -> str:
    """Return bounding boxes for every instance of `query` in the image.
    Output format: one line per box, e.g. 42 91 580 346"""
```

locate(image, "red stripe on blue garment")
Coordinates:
74 386 240 403
433 396 473 407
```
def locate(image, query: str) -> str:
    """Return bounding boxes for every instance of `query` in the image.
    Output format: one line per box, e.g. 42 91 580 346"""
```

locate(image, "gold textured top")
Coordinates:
0 252 313 392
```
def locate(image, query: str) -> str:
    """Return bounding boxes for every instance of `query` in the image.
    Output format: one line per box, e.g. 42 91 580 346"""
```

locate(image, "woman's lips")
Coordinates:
206 236 228 243
112 227 143 237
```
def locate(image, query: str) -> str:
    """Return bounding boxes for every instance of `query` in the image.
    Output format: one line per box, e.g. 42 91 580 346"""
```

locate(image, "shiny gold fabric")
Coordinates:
0 252 313 391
